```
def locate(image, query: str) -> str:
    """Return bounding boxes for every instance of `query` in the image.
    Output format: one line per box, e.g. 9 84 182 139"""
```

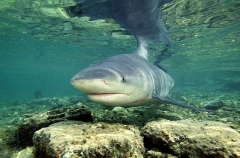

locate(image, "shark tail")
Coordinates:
136 37 149 60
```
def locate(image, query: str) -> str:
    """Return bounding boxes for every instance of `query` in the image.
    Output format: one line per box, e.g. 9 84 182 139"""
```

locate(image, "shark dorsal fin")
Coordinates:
136 37 149 60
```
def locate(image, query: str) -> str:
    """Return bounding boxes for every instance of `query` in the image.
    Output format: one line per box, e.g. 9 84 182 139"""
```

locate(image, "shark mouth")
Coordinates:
87 93 128 97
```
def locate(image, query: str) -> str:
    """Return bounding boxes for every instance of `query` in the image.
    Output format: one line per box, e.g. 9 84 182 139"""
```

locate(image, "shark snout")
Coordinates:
70 67 129 97
70 78 117 94
70 73 86 81
71 66 123 89
71 68 119 81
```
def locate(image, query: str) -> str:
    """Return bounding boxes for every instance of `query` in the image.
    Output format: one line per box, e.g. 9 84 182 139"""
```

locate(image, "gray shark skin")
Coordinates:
70 44 207 111
108 0 172 44
71 52 173 106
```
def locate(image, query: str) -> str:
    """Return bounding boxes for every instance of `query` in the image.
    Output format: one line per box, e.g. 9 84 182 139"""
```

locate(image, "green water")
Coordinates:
0 0 239 102
0 0 239 157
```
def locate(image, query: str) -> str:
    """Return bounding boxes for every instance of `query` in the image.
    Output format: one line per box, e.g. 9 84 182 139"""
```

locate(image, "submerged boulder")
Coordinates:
31 119 240 158
17 105 93 145
33 121 144 158
11 147 34 158
142 120 240 158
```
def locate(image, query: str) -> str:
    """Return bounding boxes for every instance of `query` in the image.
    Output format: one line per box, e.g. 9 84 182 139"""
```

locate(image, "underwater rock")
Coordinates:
11 147 34 158
17 105 93 146
29 98 50 105
33 121 144 158
28 97 73 109
142 120 240 158
112 107 129 116
156 110 183 121
205 100 225 110
48 97 73 109
145 150 177 158
93 104 185 126
69 96 85 104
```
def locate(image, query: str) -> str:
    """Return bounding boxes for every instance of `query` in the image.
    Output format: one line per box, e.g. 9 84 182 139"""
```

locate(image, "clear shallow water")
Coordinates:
0 0 239 102
0 1 240 157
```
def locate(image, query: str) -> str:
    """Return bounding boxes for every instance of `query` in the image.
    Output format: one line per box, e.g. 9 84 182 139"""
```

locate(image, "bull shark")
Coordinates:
70 39 207 111
108 0 172 44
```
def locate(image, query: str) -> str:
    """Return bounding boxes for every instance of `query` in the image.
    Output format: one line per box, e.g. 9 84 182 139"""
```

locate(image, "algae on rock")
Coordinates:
17 105 93 146
33 121 145 158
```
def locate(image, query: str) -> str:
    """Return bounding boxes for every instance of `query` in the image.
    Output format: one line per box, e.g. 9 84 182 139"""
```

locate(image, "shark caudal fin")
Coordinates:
136 37 149 60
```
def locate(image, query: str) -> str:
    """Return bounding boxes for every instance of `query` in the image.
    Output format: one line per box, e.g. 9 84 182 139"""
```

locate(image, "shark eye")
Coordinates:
121 77 126 82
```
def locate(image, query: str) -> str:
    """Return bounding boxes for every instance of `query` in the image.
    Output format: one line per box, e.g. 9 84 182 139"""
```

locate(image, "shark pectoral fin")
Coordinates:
151 93 211 112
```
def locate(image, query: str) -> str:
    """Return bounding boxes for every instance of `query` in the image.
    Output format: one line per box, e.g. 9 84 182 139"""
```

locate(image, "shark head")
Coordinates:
70 54 152 106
